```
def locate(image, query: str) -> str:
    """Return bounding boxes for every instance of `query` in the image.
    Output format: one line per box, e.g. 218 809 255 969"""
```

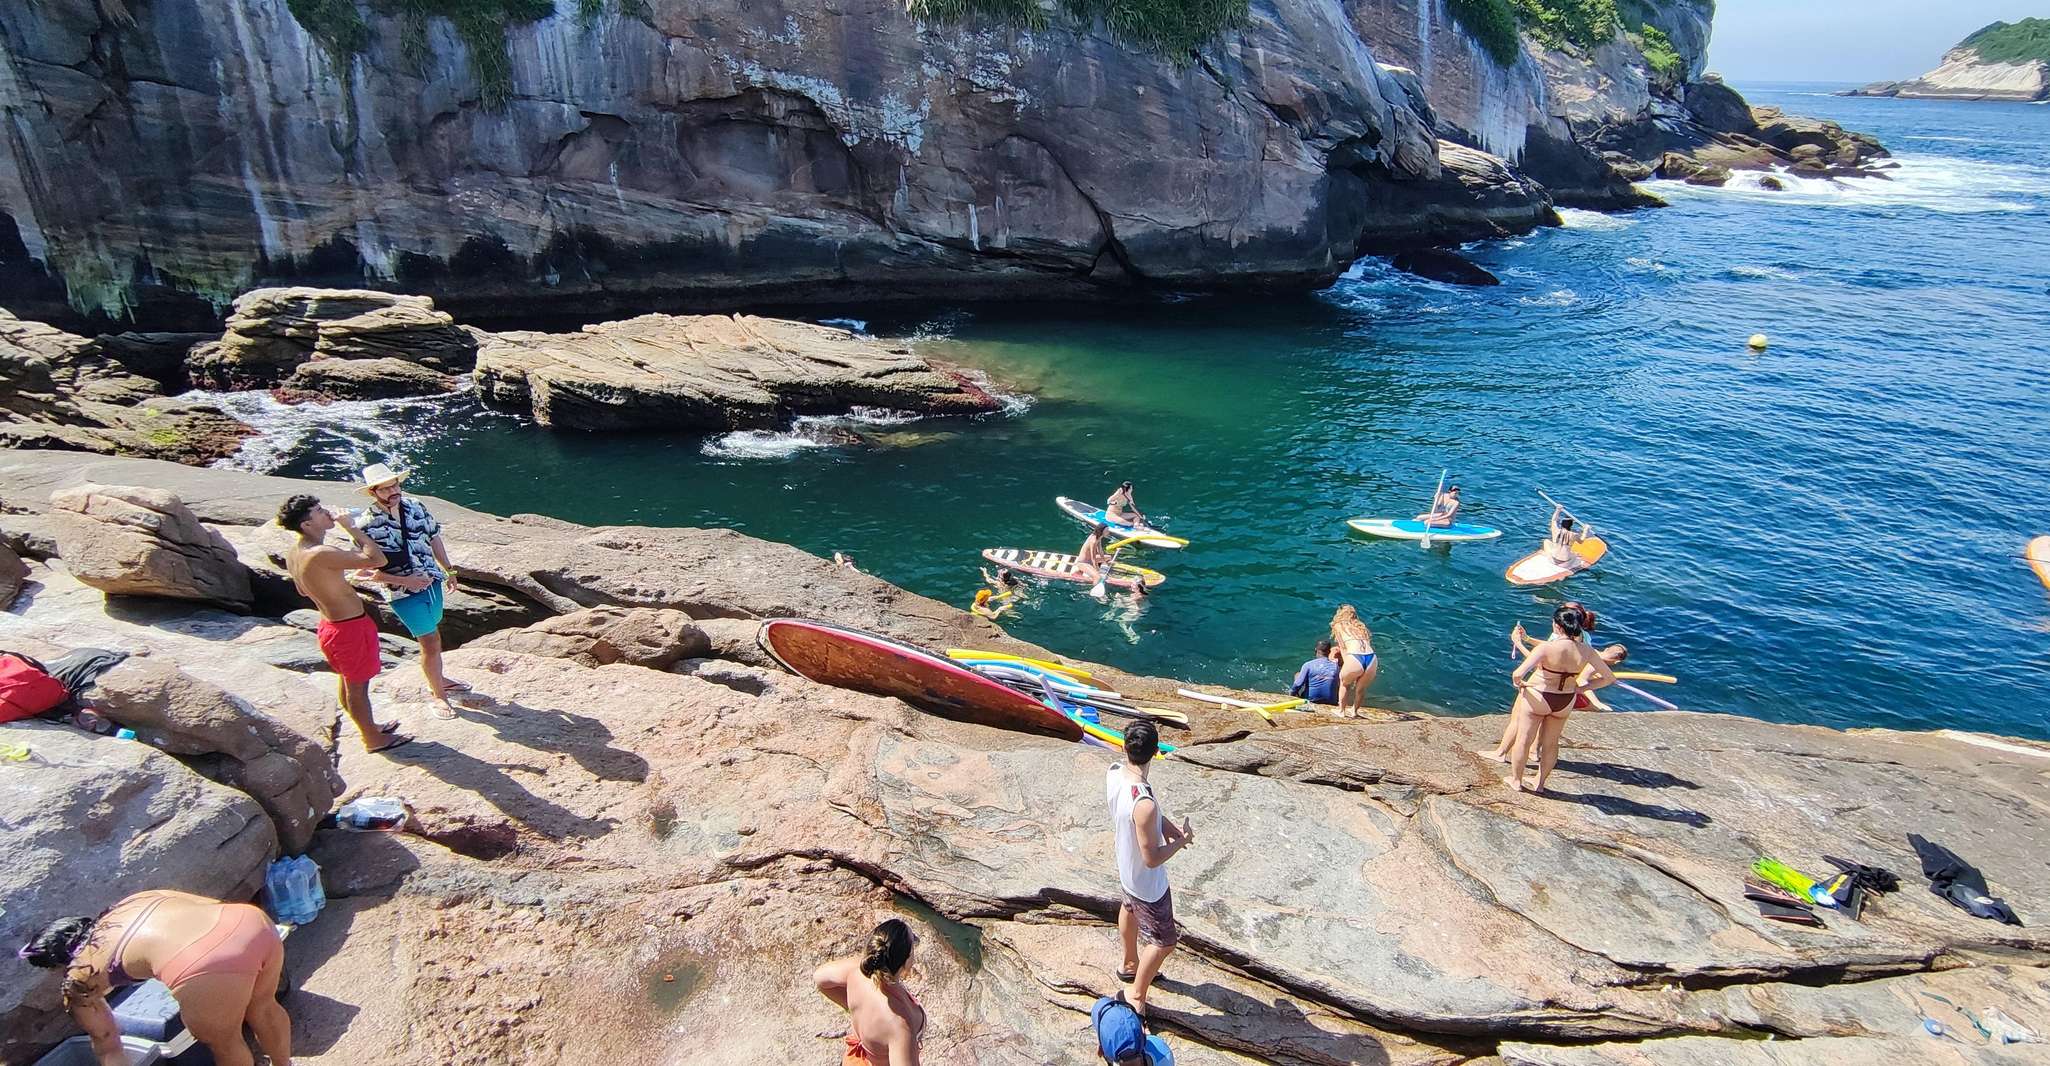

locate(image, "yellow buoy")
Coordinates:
1747 333 1770 350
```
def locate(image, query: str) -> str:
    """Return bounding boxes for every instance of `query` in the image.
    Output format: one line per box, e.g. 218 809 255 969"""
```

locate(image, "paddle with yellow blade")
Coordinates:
1107 532 1189 551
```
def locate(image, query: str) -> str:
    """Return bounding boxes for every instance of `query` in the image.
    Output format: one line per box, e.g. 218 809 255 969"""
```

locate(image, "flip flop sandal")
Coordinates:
366 734 415 755
433 702 459 720
443 679 473 692
1116 968 1138 983
380 720 403 734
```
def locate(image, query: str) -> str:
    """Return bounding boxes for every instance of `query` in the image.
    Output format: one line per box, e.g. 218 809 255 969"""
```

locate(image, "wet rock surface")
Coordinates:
0 311 251 464
472 313 1001 431
3 451 2047 1064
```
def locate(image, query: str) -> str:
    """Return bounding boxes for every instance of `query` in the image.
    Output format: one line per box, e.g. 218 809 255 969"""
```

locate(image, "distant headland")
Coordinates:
1843 18 2050 102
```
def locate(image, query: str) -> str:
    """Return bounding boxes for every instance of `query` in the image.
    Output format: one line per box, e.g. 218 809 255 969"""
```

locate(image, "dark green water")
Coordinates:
228 87 2050 739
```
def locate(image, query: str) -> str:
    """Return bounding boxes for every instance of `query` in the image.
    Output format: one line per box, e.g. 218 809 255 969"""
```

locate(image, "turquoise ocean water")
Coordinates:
227 85 2050 739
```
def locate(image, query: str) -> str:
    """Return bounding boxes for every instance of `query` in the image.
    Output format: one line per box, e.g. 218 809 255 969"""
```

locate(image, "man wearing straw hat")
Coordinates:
356 462 471 718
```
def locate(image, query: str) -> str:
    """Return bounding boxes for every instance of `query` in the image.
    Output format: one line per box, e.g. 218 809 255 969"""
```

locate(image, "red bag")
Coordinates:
0 652 67 723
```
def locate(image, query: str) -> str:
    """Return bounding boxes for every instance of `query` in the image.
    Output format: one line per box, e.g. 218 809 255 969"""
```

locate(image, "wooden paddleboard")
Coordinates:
1506 536 1609 586
982 548 1166 589
757 619 1082 740
2030 536 2050 592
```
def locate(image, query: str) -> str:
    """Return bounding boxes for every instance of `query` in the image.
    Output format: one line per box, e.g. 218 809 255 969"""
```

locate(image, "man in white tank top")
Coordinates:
1103 721 1193 1017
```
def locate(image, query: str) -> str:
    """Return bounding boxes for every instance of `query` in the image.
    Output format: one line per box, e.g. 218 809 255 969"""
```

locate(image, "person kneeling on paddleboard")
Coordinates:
1077 524 1113 585
1416 485 1461 528
1107 482 1146 528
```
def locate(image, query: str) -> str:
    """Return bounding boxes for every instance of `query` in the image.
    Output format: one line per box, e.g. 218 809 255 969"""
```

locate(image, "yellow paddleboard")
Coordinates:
2030 536 2050 592
945 649 1093 680
1612 671 1677 684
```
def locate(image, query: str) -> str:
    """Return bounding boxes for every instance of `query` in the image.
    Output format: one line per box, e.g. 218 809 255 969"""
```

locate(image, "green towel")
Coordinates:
1752 857 1817 897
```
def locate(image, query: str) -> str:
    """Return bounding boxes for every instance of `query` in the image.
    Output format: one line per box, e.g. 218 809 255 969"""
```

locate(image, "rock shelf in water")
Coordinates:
1 452 2046 1064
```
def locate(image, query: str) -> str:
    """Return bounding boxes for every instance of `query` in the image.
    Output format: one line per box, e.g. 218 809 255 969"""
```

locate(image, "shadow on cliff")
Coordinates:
386 737 623 842
281 897 366 1055
459 695 650 785
1161 976 1409 1063
1553 758 1702 791
1542 788 1713 828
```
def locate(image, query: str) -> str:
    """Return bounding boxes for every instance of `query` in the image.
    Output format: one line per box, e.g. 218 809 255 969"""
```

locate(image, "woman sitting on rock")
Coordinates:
814 917 925 1065
19 889 291 1066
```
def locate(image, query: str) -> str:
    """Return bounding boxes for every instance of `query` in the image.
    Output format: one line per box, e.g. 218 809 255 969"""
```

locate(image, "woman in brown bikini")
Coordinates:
815 917 925 1065
1502 603 1617 793
19 890 292 1066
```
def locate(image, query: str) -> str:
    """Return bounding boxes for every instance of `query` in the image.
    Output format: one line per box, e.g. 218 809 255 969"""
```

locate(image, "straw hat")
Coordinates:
359 462 408 493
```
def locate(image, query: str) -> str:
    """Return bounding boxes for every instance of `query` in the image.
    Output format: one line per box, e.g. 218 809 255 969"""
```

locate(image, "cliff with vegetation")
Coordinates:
1 0 1856 327
1848 18 2050 102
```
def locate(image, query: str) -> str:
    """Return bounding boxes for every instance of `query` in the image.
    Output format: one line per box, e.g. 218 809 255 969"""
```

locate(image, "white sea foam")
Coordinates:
1518 289 1581 307
702 408 916 460
1624 256 1669 273
1556 208 1636 231
1728 264 1801 281
1654 155 2050 214
196 388 469 474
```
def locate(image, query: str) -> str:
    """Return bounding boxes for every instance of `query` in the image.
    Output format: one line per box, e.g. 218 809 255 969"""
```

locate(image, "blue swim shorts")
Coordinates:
389 580 444 638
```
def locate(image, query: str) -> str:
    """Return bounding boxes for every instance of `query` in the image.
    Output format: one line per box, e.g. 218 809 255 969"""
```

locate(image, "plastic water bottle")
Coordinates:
304 856 326 920
262 858 297 923
115 728 137 741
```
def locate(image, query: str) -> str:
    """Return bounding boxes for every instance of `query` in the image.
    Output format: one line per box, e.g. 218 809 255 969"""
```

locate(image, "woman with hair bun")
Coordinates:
814 917 925 1064
17 890 291 1066
1501 602 1618 794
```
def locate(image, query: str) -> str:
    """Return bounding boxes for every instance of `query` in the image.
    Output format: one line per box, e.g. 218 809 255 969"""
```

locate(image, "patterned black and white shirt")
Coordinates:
358 497 445 583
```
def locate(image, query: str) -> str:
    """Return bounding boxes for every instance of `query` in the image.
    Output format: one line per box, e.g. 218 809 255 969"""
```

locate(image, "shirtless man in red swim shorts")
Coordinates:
279 493 411 753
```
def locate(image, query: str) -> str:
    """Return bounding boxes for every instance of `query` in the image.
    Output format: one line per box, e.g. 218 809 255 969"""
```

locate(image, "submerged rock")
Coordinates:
1391 248 1502 286
473 313 1000 431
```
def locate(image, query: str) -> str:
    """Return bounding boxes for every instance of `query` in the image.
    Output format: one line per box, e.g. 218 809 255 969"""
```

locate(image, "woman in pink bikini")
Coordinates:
20 889 292 1066
814 918 925 1065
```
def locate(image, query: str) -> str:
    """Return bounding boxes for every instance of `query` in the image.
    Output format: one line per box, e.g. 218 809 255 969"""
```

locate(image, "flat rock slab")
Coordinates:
472 313 999 431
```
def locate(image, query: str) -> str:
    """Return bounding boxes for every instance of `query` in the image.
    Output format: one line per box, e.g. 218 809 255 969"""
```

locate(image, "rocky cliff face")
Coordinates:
1850 48 2050 102
0 0 1562 329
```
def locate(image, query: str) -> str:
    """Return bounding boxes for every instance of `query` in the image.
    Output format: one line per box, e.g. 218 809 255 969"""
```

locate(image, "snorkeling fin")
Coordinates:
1754 900 1823 926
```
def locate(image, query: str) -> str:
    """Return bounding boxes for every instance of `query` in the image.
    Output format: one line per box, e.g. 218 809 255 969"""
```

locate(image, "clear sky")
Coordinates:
1705 1 2044 84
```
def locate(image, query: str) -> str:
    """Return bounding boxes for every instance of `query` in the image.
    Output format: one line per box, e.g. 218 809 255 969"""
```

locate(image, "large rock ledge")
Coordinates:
1 289 1010 457
4 450 2048 1065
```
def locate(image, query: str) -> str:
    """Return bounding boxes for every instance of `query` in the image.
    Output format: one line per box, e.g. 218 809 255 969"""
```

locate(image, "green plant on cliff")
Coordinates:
1512 0 1618 52
288 0 371 64
1634 22 1681 84
285 0 553 109
1445 0 1626 68
1444 0 1521 66
908 0 1247 60
1959 18 2050 65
